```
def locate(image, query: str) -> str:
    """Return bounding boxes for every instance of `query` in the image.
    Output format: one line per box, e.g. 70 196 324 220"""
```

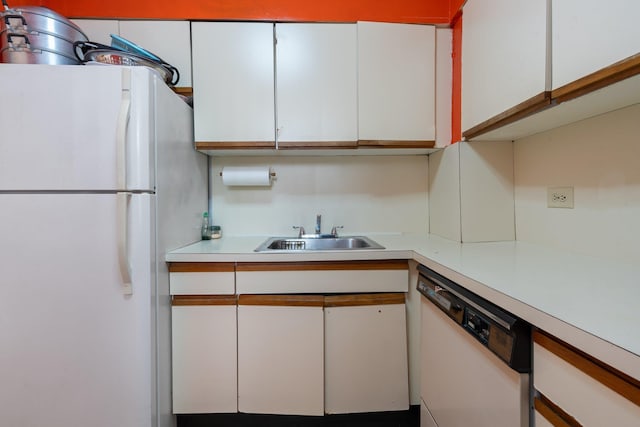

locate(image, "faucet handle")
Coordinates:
330 226 344 237
292 225 306 238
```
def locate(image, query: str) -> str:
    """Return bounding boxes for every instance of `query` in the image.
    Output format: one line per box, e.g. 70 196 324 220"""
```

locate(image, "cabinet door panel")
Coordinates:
237 304 324 415
462 0 549 131
276 23 357 143
552 0 640 90
358 22 435 141
325 303 409 414
192 22 275 143
71 19 119 45
171 305 237 413
119 21 192 87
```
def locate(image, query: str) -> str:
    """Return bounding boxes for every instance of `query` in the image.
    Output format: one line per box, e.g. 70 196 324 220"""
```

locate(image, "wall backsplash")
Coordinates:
209 155 429 237
514 103 640 264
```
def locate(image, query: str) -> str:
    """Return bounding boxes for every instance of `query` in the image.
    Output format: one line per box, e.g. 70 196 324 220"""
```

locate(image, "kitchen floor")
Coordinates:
177 406 419 426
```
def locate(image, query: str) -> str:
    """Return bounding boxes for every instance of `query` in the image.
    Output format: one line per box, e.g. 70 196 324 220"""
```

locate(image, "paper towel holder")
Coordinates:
218 171 276 177
219 166 277 187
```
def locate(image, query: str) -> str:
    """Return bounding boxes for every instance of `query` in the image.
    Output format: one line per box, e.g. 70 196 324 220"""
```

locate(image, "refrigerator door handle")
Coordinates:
117 191 133 295
116 70 132 190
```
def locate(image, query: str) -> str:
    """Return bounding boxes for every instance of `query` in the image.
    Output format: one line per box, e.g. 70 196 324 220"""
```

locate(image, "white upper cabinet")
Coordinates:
461 0 549 134
191 22 275 145
119 21 192 87
357 22 435 143
71 19 119 45
71 20 192 87
552 0 640 90
275 23 358 146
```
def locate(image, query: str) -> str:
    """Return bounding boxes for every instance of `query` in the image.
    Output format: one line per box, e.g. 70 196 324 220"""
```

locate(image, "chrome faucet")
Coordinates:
315 214 322 234
292 226 306 238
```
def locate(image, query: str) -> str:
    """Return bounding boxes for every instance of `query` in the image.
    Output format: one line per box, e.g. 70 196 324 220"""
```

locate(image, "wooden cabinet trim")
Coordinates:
277 141 358 149
324 292 405 307
236 260 409 272
195 141 276 150
168 262 235 273
464 54 640 141
238 294 325 307
552 53 640 104
357 140 436 149
172 295 237 306
172 87 193 97
534 330 640 406
463 91 551 140
534 393 582 427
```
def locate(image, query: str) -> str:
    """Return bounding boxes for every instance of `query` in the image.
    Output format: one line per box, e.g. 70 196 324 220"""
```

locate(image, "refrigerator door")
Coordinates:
0 193 154 427
0 64 154 192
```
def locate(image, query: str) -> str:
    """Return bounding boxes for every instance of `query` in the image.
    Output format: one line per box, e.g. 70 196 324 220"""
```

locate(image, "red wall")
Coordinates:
8 0 456 24
450 11 463 143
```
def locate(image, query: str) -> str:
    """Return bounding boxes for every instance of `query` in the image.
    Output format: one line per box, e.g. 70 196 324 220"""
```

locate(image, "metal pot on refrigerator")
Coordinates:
1 1 88 65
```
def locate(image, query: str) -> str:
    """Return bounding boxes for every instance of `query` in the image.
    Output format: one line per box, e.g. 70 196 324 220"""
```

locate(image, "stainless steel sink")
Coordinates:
254 235 385 252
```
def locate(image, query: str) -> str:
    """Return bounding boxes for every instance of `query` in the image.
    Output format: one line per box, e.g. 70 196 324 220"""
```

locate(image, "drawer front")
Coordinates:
534 333 640 426
169 272 235 295
236 261 408 294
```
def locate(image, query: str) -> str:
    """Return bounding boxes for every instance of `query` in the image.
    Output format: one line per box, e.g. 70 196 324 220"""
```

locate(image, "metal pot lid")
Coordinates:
83 48 177 85
1 5 88 40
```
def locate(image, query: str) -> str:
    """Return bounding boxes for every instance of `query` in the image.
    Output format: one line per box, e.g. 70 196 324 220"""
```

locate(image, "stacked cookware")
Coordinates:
1 0 88 65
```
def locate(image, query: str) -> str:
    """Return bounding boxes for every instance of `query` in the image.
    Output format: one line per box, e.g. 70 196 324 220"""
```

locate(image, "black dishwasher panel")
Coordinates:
417 264 531 373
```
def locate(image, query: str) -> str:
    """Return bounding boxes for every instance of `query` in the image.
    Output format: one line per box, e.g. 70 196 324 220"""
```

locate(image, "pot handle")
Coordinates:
163 63 180 86
7 32 29 47
4 13 27 28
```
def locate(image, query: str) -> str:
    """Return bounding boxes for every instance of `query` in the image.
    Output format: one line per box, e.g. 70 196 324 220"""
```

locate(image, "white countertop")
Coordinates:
167 233 640 380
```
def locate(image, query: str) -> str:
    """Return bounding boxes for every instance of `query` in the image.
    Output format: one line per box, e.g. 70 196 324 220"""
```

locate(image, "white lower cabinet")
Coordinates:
533 330 640 426
171 297 237 414
324 294 409 414
171 261 410 416
169 264 237 414
237 295 325 416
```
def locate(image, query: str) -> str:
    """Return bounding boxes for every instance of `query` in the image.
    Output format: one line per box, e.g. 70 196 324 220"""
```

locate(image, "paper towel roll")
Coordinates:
221 166 272 186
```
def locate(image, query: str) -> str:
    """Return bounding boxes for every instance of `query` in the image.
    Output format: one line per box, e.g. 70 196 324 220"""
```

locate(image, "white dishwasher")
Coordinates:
417 265 531 427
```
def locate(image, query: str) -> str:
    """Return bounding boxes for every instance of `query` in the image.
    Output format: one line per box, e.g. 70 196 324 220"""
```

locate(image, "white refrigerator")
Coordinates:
0 64 208 427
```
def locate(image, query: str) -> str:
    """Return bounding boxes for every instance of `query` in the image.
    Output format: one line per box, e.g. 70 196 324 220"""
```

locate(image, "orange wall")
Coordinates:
9 0 457 24
450 11 463 143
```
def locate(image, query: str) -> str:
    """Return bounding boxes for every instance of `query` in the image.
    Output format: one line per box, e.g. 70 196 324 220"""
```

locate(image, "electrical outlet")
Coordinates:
547 187 574 208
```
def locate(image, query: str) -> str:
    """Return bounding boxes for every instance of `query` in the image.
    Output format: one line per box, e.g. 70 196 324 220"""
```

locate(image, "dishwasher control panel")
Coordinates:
417 265 531 373
464 307 490 343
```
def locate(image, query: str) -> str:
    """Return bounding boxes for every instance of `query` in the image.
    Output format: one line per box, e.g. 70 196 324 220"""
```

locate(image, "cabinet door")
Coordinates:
71 19 119 45
357 22 435 143
324 294 409 414
552 0 640 90
461 0 549 133
276 23 357 147
237 295 324 415
191 22 275 146
119 21 192 87
171 297 237 414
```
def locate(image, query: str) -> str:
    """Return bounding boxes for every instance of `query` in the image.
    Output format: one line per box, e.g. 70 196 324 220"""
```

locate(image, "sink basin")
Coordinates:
254 236 385 252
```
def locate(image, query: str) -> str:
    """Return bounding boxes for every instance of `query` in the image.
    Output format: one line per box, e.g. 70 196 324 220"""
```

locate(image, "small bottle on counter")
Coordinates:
201 212 210 240
209 225 222 239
